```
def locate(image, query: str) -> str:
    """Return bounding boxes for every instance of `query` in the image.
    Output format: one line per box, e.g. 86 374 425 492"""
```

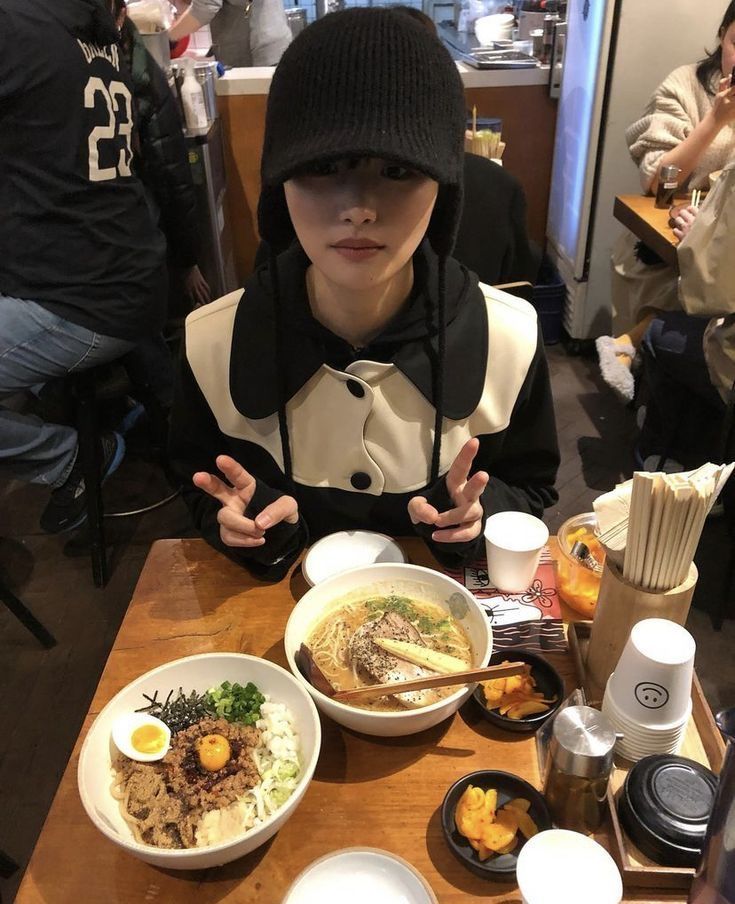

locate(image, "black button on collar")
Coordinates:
350 472 371 490
346 379 365 398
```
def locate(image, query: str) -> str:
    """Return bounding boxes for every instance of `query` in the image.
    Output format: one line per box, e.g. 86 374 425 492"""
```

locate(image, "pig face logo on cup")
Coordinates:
634 682 670 709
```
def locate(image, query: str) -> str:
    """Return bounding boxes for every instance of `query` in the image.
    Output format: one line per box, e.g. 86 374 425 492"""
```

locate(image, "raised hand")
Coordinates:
408 437 489 543
193 455 298 549
712 76 735 127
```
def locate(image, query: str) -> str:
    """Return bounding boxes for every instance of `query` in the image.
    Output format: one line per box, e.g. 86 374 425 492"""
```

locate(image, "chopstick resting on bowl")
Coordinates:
332 662 528 704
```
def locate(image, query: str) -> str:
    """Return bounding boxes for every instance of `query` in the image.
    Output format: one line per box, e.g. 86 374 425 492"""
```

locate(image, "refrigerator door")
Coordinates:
546 0 617 281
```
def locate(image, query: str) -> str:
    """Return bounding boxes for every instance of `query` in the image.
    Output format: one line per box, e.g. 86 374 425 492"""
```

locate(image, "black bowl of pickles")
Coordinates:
472 649 563 733
441 770 552 879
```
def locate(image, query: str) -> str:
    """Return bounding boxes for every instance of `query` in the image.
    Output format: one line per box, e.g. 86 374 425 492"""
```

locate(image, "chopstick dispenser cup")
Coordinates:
585 559 697 703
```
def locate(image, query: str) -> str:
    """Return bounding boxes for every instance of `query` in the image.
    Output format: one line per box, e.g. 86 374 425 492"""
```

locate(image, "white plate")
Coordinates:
302 531 407 586
283 847 438 903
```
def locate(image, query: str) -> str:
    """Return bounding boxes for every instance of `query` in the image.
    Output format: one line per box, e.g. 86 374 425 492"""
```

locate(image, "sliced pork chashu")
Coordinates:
348 611 440 708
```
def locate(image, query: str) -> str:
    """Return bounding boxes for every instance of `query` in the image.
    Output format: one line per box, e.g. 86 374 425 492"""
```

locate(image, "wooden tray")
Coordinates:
567 621 726 891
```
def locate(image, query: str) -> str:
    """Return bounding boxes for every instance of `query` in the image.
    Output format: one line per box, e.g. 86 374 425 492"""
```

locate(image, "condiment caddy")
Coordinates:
568 622 727 891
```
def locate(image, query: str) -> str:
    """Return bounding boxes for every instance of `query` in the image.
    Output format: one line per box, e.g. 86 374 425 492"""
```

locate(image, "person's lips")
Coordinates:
330 238 385 261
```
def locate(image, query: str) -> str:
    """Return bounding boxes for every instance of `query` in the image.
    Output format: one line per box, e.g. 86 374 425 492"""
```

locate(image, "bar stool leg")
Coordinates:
74 373 108 588
0 847 19 878
0 578 56 648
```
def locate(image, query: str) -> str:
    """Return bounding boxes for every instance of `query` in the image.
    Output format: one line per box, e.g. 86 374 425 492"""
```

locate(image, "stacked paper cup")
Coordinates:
601 618 695 762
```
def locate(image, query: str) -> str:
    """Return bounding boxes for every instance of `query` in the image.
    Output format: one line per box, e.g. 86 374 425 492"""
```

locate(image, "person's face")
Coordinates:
283 157 439 294
720 20 735 78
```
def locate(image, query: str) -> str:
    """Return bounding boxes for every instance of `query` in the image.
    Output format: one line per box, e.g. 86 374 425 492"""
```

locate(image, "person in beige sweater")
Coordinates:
636 163 735 470
597 1 735 402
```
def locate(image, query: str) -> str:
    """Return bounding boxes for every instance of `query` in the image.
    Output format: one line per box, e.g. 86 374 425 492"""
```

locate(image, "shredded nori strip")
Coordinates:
136 687 216 734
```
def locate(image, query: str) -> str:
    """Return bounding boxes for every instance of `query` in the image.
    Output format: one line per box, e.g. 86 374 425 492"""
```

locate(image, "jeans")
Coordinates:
639 311 725 468
0 294 135 487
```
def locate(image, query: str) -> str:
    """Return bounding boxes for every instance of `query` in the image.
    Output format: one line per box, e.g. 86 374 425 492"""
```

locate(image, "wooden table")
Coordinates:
17 539 692 903
614 195 680 270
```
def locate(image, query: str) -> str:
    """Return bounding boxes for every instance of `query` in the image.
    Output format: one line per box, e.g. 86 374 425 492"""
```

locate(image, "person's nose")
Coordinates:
341 204 377 226
338 177 378 226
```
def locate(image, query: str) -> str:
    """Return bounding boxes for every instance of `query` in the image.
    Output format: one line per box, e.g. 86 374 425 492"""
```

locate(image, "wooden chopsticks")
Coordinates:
331 661 528 704
621 463 733 592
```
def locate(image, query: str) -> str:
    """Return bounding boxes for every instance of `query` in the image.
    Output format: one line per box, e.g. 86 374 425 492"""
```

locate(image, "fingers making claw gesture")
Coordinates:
193 455 298 549
408 437 489 543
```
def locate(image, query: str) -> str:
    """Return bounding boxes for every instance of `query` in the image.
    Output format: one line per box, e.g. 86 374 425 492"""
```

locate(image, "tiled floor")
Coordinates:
1 343 732 902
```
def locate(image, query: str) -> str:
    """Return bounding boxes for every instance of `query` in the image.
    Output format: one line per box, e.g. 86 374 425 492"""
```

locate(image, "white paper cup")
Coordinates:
602 685 690 762
603 681 692 735
484 511 548 592
607 619 695 728
516 830 622 904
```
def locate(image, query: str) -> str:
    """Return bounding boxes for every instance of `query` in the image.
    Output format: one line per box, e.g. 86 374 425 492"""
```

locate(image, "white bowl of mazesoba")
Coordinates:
285 562 493 736
77 652 321 868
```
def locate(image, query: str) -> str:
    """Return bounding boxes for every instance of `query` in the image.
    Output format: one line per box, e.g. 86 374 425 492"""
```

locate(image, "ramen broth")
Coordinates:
306 594 473 711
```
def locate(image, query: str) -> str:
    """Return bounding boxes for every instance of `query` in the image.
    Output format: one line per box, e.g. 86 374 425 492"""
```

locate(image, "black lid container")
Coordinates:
618 755 718 867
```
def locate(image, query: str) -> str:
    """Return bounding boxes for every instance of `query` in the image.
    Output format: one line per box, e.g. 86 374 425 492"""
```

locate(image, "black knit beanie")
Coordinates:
258 7 467 487
258 7 466 257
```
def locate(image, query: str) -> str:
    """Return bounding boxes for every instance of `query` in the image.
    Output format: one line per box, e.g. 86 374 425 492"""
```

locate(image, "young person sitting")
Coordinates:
169 8 560 581
638 164 735 470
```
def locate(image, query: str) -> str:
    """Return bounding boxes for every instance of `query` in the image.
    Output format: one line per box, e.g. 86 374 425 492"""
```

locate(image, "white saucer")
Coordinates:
283 847 438 904
302 531 407 586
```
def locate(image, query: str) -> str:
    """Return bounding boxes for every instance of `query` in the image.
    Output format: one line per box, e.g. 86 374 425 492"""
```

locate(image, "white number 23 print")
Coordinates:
84 76 133 182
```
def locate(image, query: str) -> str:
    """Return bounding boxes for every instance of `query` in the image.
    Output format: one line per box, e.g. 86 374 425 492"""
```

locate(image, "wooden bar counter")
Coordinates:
16 539 694 903
613 195 680 270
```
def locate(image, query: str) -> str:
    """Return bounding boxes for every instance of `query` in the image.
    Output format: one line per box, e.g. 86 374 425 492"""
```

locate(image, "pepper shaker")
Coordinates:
543 705 617 834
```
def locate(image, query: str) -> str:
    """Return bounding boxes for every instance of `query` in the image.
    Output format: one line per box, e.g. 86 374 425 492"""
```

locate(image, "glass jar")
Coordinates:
655 164 681 209
543 706 616 835
556 512 605 617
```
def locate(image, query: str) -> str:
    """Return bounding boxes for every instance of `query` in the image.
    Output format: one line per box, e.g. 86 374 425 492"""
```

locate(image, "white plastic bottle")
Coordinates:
180 57 208 133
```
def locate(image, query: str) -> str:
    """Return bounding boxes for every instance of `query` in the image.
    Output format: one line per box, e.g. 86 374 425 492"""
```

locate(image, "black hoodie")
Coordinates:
0 0 166 340
170 243 559 581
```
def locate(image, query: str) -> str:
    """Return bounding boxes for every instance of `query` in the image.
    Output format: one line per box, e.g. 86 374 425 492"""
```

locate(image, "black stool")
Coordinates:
0 575 56 648
66 363 179 588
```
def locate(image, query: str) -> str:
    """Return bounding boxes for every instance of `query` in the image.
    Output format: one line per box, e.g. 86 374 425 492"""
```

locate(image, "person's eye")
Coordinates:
382 164 415 181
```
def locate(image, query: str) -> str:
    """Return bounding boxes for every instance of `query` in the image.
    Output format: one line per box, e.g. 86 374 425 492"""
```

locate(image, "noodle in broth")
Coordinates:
307 594 473 711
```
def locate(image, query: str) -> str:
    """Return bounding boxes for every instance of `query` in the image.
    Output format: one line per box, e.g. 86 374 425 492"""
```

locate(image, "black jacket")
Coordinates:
170 244 559 581
120 19 199 270
454 153 538 286
0 0 167 340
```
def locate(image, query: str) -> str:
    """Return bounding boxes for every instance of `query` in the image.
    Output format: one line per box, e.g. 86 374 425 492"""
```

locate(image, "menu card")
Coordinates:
443 547 567 652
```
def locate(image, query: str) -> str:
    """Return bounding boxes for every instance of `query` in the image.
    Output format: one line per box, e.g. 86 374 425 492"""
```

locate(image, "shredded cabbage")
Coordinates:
195 696 302 846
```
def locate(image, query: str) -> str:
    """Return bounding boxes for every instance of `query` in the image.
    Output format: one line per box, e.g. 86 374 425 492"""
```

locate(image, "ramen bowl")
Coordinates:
284 562 493 737
78 653 321 869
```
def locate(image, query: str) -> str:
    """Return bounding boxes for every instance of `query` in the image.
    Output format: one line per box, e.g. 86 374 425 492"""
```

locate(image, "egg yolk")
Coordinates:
131 723 167 755
197 734 231 772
